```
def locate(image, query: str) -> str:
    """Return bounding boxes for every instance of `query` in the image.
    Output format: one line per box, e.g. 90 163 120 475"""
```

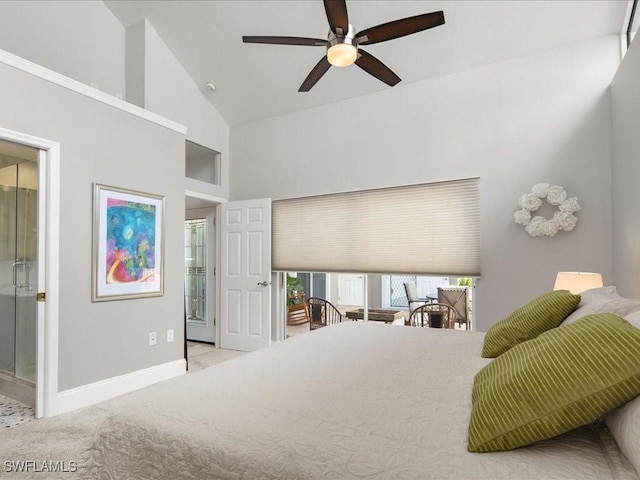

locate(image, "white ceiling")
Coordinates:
104 1 629 127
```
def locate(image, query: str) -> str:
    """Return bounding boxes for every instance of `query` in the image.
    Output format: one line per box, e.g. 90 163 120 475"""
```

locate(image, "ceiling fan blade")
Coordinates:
299 56 332 92
356 11 445 45
242 36 328 46
355 49 401 87
324 0 349 34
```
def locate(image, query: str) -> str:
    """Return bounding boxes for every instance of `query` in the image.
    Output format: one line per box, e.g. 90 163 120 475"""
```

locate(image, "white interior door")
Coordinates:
416 276 450 297
219 198 271 351
338 274 364 306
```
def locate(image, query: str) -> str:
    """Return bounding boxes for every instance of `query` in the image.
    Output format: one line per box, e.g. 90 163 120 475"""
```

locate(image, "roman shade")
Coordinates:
272 177 480 275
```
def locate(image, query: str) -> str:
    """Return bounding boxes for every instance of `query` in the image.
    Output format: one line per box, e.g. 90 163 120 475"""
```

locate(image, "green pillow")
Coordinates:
482 290 580 358
468 314 640 453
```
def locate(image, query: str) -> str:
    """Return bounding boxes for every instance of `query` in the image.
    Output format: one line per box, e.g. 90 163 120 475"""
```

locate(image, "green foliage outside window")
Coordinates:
287 274 305 306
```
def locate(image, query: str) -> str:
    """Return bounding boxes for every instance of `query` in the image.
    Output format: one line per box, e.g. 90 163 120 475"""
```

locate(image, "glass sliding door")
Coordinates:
0 142 38 385
298 272 327 299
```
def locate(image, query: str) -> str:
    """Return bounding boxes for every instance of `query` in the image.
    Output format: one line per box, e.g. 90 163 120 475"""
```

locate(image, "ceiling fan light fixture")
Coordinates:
327 43 357 67
242 3 445 91
326 24 357 67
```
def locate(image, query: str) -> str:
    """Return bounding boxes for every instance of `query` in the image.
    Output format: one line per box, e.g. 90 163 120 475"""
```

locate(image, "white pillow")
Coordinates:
604 310 640 474
624 310 640 329
605 396 640 475
604 309 640 475
560 286 640 325
583 285 618 297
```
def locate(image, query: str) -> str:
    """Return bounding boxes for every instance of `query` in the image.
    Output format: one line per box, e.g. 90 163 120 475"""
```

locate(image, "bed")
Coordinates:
82 288 640 480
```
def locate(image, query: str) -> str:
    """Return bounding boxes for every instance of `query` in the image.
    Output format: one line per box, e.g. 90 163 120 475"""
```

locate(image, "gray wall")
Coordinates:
126 20 230 199
0 63 186 391
231 35 619 331
0 3 232 392
612 37 640 298
0 5 231 200
0 1 125 98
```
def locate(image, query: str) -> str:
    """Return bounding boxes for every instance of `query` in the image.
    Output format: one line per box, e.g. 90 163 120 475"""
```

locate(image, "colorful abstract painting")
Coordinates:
93 184 164 301
105 198 156 284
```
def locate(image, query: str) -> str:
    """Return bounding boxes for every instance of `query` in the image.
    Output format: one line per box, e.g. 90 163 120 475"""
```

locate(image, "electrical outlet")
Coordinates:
167 329 174 342
148 331 157 346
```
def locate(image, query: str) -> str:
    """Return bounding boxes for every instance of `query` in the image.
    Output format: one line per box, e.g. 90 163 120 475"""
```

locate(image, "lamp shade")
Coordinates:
327 43 357 67
553 272 603 294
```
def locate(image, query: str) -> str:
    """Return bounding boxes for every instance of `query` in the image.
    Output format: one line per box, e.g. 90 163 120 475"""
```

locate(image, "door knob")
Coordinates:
257 281 269 287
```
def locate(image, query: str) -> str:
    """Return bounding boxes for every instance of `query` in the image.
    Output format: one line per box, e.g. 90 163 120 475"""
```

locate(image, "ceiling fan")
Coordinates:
242 0 445 92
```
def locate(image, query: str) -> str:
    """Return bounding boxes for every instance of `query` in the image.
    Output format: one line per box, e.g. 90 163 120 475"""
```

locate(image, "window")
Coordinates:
272 178 480 276
297 272 327 299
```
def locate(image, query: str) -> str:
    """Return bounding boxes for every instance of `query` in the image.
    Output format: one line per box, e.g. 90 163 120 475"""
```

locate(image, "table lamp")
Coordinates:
553 272 603 294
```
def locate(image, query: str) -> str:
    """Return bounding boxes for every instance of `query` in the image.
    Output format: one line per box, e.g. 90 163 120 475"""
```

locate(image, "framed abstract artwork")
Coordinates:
92 184 165 301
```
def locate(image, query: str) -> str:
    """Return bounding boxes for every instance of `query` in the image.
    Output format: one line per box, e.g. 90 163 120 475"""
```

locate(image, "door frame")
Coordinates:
0 127 60 418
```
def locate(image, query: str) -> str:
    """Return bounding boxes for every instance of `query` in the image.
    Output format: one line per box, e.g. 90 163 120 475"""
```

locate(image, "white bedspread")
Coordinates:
82 322 639 479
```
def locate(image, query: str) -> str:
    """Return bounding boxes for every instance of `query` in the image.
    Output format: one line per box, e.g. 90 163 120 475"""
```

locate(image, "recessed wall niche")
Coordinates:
186 140 220 186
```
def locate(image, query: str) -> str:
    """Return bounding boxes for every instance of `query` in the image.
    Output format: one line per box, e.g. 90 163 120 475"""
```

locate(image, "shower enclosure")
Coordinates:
0 150 38 385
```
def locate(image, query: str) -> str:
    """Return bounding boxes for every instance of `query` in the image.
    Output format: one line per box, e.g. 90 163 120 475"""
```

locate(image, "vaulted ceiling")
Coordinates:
105 1 629 127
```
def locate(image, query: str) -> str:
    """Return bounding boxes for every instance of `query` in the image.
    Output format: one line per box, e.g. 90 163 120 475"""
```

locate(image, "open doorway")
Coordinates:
184 139 221 367
0 139 38 424
0 128 60 420
184 202 217 372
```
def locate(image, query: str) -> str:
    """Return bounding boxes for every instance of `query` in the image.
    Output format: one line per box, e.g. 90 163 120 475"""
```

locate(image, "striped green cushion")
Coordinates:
482 290 580 358
468 314 640 453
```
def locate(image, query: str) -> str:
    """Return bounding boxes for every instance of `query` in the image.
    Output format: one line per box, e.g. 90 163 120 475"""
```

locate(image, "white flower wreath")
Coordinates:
514 183 580 237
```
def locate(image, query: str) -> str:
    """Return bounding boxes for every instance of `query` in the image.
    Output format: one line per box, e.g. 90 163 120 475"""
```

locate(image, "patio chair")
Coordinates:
406 303 457 329
287 292 309 325
307 297 345 330
404 282 433 311
438 286 471 330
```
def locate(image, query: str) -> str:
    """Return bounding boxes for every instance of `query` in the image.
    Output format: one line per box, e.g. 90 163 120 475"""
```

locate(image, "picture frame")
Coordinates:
92 183 165 302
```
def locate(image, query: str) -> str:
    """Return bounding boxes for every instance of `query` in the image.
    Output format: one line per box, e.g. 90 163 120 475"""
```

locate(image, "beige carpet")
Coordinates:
0 345 245 479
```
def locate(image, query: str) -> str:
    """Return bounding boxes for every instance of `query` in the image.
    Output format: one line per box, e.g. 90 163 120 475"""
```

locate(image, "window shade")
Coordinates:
272 177 480 276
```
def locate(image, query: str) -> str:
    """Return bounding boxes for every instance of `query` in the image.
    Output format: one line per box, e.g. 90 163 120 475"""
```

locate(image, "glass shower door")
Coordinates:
15 170 37 382
0 164 18 376
0 158 38 383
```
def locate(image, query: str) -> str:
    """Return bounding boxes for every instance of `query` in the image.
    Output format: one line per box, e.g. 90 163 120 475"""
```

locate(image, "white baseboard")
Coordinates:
56 359 186 415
